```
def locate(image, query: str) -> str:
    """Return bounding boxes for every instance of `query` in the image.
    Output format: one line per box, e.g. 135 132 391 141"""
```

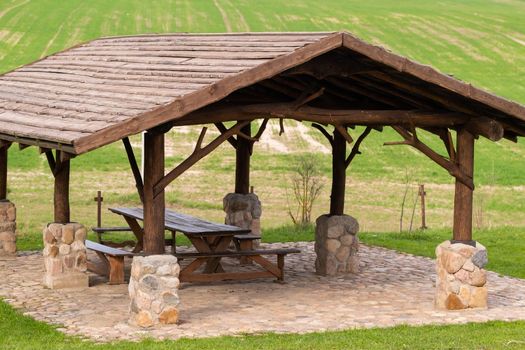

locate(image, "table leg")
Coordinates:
203 236 232 273
170 230 177 254
123 217 144 253
187 235 233 274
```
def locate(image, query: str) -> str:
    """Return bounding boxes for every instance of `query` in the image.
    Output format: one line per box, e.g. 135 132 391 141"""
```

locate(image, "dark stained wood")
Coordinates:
122 137 145 203
143 130 165 254
235 123 251 194
0 142 10 200
214 122 238 149
111 207 250 236
465 117 504 141
346 127 372 168
107 255 125 284
179 104 471 127
453 128 475 243
54 151 70 223
177 248 300 283
153 121 250 197
86 240 134 284
388 126 474 190
330 128 347 215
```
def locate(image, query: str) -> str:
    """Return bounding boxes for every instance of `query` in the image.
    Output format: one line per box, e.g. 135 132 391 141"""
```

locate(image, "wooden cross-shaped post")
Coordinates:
94 191 103 228
419 184 427 230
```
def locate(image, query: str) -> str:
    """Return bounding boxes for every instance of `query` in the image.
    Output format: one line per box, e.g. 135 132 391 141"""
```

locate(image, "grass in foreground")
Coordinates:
1 300 525 350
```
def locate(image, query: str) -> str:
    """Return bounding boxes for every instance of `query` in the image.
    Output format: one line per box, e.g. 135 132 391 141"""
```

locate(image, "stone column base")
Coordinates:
43 223 89 289
129 255 181 328
223 193 262 245
0 200 16 256
435 240 488 310
315 214 359 276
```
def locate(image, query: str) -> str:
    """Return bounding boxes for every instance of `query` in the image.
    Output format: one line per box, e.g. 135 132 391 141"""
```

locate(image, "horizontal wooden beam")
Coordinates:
465 116 504 141
175 103 471 128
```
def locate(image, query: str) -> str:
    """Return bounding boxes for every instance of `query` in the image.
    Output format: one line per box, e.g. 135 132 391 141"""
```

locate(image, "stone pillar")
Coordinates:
315 214 359 276
42 223 89 289
0 201 16 256
129 255 180 328
435 240 488 310
223 193 262 239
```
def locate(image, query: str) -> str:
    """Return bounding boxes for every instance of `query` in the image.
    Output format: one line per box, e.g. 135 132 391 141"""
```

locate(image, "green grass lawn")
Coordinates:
2 300 525 350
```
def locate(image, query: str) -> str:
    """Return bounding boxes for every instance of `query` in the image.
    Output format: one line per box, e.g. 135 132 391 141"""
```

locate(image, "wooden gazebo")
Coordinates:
0 31 524 256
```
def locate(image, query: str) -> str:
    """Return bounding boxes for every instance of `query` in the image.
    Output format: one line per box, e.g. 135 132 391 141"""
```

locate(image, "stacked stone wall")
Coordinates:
315 214 359 276
0 201 16 256
42 223 88 289
223 193 262 240
435 240 488 310
129 255 181 328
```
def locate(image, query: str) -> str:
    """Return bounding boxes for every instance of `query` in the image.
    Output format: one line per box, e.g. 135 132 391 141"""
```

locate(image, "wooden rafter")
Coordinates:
153 121 251 197
386 126 474 189
122 137 145 204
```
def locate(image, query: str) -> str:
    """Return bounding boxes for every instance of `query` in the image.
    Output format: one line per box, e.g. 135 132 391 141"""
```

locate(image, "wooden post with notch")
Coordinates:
330 128 347 215
452 128 475 244
54 151 71 223
235 122 251 194
0 143 9 201
143 130 166 254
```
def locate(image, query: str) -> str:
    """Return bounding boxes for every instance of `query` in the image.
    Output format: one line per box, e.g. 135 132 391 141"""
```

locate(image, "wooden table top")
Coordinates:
110 207 251 236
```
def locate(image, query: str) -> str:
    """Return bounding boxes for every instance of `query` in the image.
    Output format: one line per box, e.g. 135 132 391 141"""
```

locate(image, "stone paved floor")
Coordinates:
1 242 525 342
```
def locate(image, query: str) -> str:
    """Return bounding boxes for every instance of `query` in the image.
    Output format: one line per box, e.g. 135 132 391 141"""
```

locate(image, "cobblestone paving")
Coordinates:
1 242 525 342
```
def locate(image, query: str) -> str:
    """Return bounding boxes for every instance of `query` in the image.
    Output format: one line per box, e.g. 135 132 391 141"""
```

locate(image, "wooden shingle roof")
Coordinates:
0 31 524 154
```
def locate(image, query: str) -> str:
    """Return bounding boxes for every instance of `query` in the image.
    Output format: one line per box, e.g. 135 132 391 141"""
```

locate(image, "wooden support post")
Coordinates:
143 130 165 254
94 191 103 227
54 151 70 223
330 128 347 215
0 145 8 200
452 128 475 244
235 122 251 194
419 184 427 230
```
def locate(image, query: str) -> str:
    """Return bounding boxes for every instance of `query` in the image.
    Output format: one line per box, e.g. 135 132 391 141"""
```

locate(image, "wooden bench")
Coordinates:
175 248 299 282
86 240 134 284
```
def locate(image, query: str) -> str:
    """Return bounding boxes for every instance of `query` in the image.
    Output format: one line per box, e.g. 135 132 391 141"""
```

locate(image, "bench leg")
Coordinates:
107 255 125 285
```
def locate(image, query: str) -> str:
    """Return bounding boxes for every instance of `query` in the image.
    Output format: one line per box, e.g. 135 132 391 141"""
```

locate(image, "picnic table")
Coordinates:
87 207 299 284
